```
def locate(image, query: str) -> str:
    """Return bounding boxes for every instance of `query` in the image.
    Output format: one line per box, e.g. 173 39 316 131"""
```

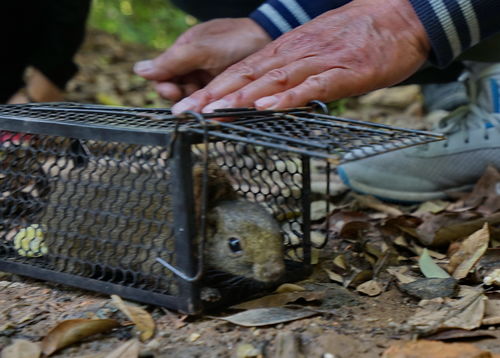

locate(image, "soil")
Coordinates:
0 29 499 358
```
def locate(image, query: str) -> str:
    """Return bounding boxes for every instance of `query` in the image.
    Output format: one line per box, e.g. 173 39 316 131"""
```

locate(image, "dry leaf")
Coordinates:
111 295 155 341
41 319 120 356
383 340 496 358
482 299 500 325
103 340 140 358
424 329 496 341
353 194 403 217
219 308 316 327
448 223 490 279
231 291 325 310
404 287 485 335
275 283 306 293
1 339 41 358
236 343 262 358
324 268 343 284
387 267 418 284
356 280 383 296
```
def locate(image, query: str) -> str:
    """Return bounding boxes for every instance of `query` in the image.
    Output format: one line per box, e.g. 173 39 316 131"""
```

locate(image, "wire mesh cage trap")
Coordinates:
0 102 443 313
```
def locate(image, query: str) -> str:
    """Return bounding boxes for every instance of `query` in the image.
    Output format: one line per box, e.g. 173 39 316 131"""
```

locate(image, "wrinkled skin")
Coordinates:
135 0 431 114
134 18 271 102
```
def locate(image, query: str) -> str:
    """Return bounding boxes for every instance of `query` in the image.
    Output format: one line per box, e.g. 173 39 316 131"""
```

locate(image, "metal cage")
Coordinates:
0 103 443 313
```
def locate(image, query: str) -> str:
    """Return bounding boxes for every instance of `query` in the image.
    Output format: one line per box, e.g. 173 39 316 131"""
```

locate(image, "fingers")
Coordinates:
255 68 361 109
201 58 330 112
172 51 289 114
134 45 202 82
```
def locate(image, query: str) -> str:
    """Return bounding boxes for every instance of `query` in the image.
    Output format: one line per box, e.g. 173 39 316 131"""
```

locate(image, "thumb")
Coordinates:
134 45 202 81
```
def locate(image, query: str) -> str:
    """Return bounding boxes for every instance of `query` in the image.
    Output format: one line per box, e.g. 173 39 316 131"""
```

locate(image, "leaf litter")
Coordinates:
1 30 500 357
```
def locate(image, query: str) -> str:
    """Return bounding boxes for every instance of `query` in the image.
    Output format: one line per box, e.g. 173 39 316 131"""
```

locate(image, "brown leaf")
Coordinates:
41 319 120 356
448 223 490 279
482 299 500 325
111 295 155 341
103 339 140 358
231 291 325 310
356 280 383 296
383 340 496 358
1 339 41 358
352 194 403 217
424 329 496 341
219 308 316 327
404 287 485 335
462 166 500 215
434 213 500 247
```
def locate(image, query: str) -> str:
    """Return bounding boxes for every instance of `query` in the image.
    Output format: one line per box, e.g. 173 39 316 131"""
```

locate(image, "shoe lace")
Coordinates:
437 104 500 145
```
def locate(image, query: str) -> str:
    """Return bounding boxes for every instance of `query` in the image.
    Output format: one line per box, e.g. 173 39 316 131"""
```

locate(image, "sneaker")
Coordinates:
338 62 500 203
422 81 468 112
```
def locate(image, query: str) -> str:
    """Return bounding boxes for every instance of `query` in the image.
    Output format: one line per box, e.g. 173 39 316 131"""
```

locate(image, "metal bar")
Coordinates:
202 119 330 149
169 132 202 314
0 114 174 146
187 128 340 160
305 113 445 138
301 156 312 267
0 261 183 310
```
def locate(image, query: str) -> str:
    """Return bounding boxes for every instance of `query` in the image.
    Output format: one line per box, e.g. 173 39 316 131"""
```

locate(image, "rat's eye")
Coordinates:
228 237 243 253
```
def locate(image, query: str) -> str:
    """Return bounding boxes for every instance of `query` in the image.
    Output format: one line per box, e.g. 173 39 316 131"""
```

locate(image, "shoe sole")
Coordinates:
337 167 473 204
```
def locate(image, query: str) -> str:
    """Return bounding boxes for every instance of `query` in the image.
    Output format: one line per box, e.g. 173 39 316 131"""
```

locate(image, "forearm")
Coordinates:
406 0 500 67
250 0 351 39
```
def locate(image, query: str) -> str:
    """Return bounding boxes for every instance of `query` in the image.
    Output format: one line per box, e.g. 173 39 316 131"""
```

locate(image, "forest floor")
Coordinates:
1 30 499 358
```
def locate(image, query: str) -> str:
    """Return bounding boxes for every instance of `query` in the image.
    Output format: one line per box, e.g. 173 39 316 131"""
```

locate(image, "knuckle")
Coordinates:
266 69 289 86
227 62 257 81
306 75 330 98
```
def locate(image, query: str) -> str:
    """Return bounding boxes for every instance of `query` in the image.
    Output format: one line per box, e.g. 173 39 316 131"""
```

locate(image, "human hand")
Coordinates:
134 18 272 102
171 0 431 114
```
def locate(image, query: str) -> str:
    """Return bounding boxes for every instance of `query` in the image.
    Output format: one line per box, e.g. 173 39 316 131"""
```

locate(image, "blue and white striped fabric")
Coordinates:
249 0 500 67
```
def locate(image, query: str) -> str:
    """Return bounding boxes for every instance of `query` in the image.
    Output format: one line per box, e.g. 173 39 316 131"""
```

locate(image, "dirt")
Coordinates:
1 29 499 358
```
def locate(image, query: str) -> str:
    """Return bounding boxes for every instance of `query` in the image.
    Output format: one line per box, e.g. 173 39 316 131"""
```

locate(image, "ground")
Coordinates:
1 30 499 358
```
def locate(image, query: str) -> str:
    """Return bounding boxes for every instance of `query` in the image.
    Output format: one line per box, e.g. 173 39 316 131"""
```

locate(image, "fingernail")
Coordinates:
134 60 154 74
202 99 231 113
255 96 279 109
172 97 199 114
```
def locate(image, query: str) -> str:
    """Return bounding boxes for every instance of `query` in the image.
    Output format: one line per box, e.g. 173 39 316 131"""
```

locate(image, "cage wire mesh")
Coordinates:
0 102 444 312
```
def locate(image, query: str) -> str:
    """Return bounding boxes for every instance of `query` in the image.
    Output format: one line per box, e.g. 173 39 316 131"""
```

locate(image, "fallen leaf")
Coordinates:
41 319 120 356
482 299 500 325
414 200 449 215
404 286 485 335
448 223 490 279
424 329 496 341
387 267 418 284
1 339 41 358
111 295 155 341
353 194 403 217
356 280 383 296
419 248 451 279
324 268 343 284
231 291 325 310
275 283 306 293
383 340 496 358
462 166 500 215
103 340 140 358
219 308 316 327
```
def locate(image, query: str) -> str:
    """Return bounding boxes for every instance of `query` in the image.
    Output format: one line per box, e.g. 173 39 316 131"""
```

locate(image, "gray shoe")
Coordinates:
422 81 468 112
338 62 500 203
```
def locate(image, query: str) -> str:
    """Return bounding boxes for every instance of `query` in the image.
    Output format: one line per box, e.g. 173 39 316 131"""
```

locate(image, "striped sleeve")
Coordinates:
408 0 500 67
250 0 351 39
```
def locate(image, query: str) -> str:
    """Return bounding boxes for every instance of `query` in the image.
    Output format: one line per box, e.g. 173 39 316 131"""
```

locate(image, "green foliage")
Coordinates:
90 0 195 48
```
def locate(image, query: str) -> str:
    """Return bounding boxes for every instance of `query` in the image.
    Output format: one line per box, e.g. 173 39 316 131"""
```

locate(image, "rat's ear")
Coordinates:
192 162 238 221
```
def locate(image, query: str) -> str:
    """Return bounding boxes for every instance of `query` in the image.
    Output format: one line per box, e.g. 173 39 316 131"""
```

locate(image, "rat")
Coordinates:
37 154 286 293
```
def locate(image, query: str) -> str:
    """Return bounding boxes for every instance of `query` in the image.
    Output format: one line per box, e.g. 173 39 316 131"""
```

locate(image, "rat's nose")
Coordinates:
254 260 285 283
